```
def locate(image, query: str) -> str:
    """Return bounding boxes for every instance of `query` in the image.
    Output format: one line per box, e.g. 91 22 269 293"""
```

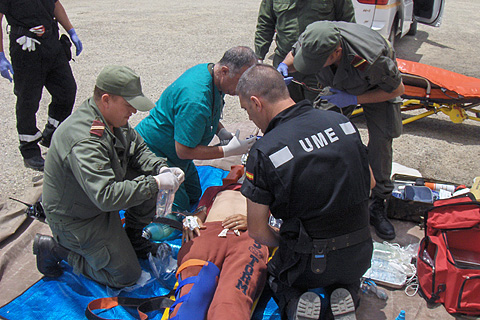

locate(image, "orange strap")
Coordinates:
176 259 208 278
85 295 173 320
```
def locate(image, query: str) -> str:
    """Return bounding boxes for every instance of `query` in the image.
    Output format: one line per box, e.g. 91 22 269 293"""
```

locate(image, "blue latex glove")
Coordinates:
0 52 13 82
321 88 358 108
277 62 289 77
67 28 83 56
284 76 293 86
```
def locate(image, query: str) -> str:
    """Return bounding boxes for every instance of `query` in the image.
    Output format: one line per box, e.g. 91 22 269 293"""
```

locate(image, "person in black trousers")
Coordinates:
0 0 83 171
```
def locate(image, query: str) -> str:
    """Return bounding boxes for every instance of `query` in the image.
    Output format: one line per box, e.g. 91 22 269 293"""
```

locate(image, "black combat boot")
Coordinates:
20 140 44 171
24 155 45 171
124 227 160 259
369 196 396 240
40 123 56 148
331 288 356 320
32 234 69 277
20 140 45 171
289 291 322 320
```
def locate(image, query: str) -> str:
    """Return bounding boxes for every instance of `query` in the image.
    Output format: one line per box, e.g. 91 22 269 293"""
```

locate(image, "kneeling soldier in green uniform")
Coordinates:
33 65 185 288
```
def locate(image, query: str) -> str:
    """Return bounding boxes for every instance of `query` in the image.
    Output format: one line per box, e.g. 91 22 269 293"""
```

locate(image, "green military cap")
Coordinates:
96 65 155 111
293 21 341 75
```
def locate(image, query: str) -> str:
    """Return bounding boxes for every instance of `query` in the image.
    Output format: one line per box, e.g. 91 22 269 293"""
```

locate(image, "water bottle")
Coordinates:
156 189 175 218
361 278 388 300
395 310 406 320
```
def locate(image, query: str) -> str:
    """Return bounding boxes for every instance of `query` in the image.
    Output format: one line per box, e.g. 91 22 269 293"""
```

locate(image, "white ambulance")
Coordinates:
353 0 445 46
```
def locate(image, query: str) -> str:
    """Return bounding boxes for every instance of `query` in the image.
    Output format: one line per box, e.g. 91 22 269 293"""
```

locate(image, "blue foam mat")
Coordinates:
0 166 281 320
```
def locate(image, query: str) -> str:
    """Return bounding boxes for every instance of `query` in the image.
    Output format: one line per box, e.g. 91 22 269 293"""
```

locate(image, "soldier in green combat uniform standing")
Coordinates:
254 0 355 102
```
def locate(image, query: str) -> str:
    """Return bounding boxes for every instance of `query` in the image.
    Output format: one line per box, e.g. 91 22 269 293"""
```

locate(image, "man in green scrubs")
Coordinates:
136 47 257 213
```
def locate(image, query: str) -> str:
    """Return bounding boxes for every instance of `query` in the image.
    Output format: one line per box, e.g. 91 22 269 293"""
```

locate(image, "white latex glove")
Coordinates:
154 171 182 192
217 128 234 146
16 36 41 52
159 166 185 185
221 129 256 157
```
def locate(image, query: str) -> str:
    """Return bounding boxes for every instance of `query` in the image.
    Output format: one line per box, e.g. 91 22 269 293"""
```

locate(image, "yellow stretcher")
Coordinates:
352 59 480 124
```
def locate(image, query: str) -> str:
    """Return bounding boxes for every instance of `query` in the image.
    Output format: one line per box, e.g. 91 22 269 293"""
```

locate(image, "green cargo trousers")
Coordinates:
362 99 403 199
47 194 155 288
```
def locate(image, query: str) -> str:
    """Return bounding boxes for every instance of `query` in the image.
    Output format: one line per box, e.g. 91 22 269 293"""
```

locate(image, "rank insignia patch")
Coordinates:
90 120 105 137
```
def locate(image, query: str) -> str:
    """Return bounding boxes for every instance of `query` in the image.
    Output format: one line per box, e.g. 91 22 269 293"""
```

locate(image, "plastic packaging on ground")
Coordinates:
148 243 178 290
363 241 418 289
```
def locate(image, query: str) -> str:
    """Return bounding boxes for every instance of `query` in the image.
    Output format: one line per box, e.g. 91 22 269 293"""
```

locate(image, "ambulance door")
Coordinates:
414 0 445 26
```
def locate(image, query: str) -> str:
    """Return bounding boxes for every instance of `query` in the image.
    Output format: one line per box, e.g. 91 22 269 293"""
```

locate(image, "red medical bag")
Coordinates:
417 193 480 316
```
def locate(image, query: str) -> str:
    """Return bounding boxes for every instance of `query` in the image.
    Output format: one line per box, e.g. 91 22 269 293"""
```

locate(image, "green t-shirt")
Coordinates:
136 63 224 168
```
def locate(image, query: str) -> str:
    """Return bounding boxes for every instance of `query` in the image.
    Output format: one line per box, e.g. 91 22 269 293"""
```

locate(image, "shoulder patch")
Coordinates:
351 55 370 71
90 119 105 137
245 171 254 181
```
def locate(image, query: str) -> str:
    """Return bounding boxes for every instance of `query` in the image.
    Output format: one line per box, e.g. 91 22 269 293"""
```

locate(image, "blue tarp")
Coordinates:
0 166 281 320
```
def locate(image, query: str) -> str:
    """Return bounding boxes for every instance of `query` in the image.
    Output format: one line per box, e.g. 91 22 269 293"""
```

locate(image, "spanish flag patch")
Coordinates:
245 171 254 181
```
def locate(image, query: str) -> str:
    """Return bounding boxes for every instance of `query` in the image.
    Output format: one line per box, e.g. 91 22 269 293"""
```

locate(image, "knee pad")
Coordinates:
169 259 220 320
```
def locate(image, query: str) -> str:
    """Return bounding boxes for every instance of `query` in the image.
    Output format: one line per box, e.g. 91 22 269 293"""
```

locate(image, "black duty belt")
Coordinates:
310 226 371 274
313 226 371 251
290 226 371 254
287 226 371 274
